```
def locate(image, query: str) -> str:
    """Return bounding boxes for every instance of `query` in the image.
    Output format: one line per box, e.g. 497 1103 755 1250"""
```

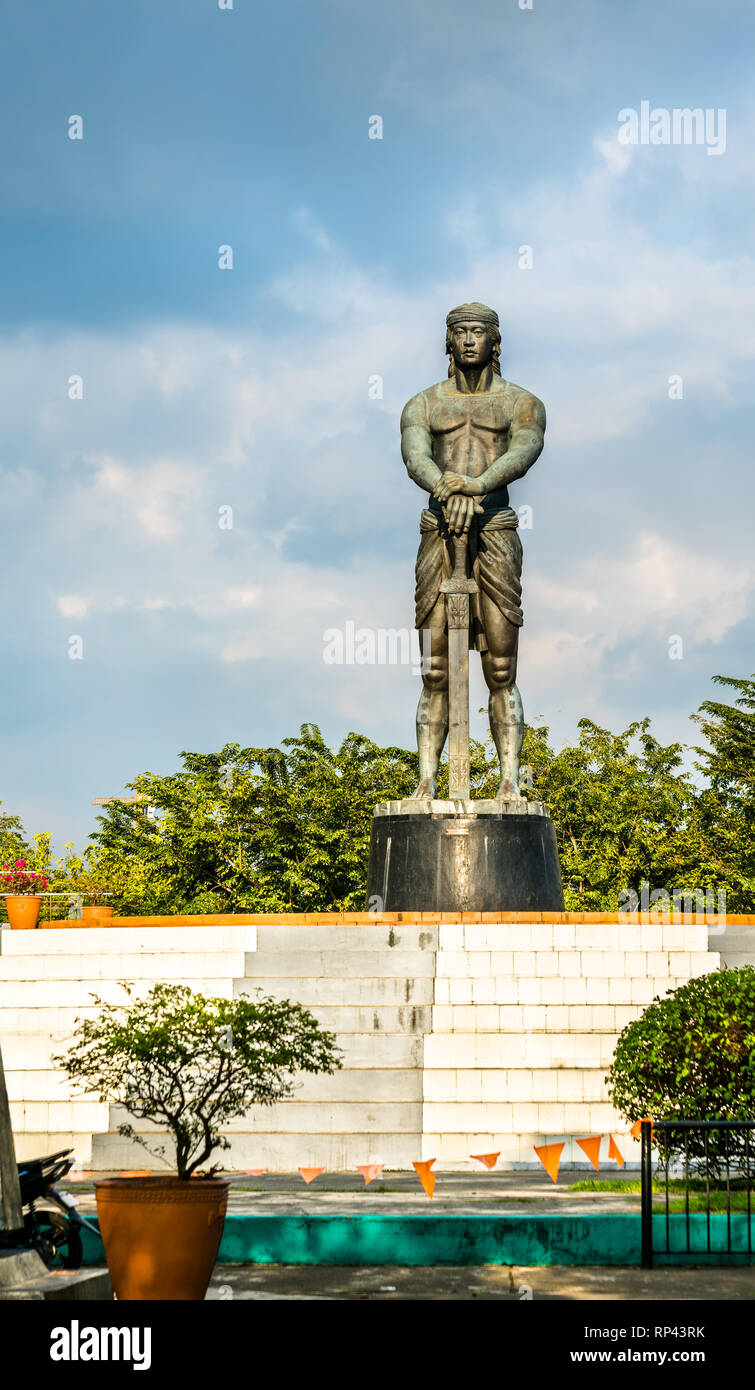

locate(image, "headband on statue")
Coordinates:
446 302 499 328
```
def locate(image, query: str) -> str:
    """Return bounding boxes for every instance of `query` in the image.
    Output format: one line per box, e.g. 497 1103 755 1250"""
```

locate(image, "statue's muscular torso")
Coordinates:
403 375 544 511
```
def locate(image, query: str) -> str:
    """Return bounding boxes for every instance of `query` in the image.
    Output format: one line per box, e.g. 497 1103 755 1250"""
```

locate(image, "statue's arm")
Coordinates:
433 392 546 500
401 394 443 494
472 393 546 493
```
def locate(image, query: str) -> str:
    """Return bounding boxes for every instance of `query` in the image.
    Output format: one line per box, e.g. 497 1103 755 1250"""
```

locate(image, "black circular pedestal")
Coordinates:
366 812 564 913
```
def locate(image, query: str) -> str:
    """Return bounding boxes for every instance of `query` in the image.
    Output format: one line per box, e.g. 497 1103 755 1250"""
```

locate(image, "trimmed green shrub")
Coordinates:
54 983 343 1179
607 967 755 1170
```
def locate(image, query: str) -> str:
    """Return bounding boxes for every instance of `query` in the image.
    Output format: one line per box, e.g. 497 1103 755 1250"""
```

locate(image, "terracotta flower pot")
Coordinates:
94 1176 229 1300
81 906 115 922
4 895 42 929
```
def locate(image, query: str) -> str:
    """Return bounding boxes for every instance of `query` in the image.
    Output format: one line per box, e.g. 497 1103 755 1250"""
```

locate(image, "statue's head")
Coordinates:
445 302 501 377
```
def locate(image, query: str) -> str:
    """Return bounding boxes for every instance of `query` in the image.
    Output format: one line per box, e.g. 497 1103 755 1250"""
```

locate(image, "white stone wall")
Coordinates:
0 916 726 1170
0 925 256 1163
422 920 720 1165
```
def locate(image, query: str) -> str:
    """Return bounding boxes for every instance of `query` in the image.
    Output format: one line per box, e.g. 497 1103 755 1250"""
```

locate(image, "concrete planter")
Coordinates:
4 895 42 929
95 1176 229 1300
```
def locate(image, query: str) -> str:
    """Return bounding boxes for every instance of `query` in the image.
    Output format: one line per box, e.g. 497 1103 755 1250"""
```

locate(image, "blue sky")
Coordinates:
2 0 754 850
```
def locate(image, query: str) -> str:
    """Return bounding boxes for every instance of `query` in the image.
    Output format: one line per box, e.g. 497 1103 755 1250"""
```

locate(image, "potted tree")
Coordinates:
54 982 342 1300
79 889 115 923
52 844 119 922
1 858 49 928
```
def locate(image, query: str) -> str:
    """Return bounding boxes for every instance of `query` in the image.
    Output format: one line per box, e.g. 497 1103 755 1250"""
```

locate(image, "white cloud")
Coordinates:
56 595 90 618
223 588 259 610
91 455 200 540
0 130 752 822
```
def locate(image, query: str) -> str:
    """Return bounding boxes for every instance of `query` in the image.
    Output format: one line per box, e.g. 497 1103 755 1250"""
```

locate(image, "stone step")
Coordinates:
431 1000 643 1032
235 976 434 1006
9 1100 108 1132
253 924 438 953
719 952 755 968
424 1068 610 1103
0 1008 101 1035
424 1099 620 1135
243 1004 433 1035
0 925 258 954
439 922 712 952
108 1099 422 1135
259 1068 422 1103
0 979 236 1008
436 971 715 1009
12 1131 103 1164
0 1249 112 1301
436 948 717 980
97 1070 423 1107
244 950 436 978
4 1070 92 1102
424 1032 619 1068
0 951 248 981
1 1036 75 1069
1 1030 426 1073
90 1130 420 1171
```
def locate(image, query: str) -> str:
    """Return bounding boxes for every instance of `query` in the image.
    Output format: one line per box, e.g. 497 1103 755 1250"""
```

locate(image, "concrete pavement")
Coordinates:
205 1263 755 1300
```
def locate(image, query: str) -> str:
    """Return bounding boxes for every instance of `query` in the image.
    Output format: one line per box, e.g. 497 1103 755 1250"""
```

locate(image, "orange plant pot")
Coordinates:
94 1177 229 1300
4 895 42 929
81 906 115 922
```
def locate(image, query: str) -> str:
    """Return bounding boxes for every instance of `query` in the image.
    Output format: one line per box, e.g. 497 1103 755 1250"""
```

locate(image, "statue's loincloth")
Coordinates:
414 506 523 653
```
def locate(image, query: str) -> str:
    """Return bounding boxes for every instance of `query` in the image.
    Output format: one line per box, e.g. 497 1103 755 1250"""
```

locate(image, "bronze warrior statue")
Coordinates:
400 302 546 800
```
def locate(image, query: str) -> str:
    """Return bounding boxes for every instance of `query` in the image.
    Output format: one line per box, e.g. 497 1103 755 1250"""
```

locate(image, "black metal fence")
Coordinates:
641 1119 755 1268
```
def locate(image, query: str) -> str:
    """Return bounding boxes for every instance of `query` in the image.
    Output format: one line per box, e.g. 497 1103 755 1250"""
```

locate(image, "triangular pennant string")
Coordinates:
533 1142 564 1184
412 1158 436 1199
576 1135 602 1171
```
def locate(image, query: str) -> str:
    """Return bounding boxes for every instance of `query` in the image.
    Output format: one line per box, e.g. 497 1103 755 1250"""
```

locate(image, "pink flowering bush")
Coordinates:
1 859 48 894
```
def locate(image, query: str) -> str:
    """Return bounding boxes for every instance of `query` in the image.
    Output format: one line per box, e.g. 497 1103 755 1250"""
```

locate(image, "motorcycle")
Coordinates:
15 1147 101 1270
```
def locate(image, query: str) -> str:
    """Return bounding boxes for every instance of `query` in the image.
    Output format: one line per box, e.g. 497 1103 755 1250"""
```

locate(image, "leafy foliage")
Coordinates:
54 983 342 1179
691 674 755 910
3 674 753 914
0 858 48 893
88 725 419 914
607 968 755 1168
0 803 32 866
521 717 728 911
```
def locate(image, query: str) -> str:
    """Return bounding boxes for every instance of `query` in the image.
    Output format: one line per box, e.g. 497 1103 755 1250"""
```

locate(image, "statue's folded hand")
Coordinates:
443 493 483 535
433 472 483 502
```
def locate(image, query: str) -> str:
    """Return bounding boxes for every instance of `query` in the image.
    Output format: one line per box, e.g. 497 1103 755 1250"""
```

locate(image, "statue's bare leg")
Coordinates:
480 598 524 800
410 603 448 799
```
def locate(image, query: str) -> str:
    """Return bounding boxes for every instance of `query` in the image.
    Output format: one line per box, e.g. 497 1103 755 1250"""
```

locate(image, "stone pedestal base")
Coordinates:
366 801 564 912
0 1248 112 1300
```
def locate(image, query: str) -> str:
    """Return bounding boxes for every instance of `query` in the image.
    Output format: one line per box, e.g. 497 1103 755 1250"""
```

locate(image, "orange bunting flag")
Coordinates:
470 1152 500 1170
576 1135 602 1171
120 1170 151 1178
533 1142 564 1184
298 1167 324 1185
608 1135 625 1168
244 1169 268 1176
356 1164 384 1186
630 1117 654 1141
412 1158 436 1199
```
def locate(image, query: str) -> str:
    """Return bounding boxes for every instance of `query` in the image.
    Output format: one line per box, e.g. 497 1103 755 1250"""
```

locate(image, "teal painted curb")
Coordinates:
79 1212 755 1267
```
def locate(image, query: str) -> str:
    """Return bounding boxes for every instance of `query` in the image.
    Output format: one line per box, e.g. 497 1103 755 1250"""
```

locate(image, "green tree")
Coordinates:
0 802 31 865
520 718 720 911
54 983 342 1178
0 807 55 921
607 968 755 1169
691 674 755 911
11 671 752 917
89 725 420 914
